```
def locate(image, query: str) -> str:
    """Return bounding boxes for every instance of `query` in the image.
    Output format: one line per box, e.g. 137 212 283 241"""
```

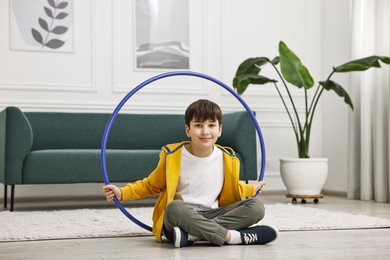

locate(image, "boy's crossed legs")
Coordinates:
163 198 278 247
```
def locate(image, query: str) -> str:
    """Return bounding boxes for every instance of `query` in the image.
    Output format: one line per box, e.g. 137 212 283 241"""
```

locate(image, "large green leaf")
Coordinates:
271 56 280 65
233 74 277 95
235 57 270 76
319 80 354 110
279 41 314 89
334 55 390 72
233 57 277 94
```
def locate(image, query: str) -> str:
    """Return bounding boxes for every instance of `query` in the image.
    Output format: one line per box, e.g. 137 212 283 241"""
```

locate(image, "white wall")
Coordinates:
321 0 351 192
0 0 351 199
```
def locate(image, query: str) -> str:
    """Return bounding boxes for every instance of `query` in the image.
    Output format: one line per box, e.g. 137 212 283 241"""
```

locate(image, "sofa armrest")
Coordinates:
218 111 258 181
0 107 33 184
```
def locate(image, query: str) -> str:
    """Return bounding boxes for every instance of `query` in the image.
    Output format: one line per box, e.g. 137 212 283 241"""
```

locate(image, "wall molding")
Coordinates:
0 100 190 114
0 0 97 93
111 1 208 96
114 83 208 96
0 81 96 93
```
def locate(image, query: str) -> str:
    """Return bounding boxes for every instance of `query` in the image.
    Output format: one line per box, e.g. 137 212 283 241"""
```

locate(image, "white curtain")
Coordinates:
348 0 390 202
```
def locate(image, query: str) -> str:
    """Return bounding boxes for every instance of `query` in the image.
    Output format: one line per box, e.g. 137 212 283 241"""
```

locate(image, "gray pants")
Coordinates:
163 197 265 246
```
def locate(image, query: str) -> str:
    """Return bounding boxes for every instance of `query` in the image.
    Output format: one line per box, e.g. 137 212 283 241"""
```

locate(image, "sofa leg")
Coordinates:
10 185 15 212
3 184 7 209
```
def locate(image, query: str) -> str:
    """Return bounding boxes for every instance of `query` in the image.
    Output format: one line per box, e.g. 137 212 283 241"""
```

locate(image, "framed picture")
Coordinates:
10 0 74 52
134 0 189 70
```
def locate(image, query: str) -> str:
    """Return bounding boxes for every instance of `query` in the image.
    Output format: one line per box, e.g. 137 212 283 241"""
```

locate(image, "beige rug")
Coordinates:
1 203 390 241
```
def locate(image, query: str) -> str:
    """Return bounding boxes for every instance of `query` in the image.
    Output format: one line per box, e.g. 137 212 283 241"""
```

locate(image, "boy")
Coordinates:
103 99 278 247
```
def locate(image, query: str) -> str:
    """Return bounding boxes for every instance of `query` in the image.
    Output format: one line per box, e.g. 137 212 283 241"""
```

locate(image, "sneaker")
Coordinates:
238 225 279 245
173 226 198 248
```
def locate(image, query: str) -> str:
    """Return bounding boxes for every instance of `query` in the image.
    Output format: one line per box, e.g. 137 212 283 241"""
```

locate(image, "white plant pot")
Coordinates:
280 158 328 196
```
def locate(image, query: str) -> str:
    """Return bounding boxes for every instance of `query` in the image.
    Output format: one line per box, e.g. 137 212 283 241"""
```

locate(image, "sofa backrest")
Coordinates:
25 112 188 150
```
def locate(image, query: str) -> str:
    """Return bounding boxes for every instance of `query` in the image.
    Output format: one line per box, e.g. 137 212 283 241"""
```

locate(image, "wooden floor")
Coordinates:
1 192 390 259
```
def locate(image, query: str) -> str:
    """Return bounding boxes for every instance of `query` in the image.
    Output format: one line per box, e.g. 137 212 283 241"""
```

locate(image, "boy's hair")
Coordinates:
185 99 223 127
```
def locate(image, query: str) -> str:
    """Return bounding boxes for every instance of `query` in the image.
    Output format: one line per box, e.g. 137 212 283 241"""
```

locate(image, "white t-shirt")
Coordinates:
174 145 224 211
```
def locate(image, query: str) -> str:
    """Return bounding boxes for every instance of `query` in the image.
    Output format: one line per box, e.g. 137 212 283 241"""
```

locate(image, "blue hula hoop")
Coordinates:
101 71 266 232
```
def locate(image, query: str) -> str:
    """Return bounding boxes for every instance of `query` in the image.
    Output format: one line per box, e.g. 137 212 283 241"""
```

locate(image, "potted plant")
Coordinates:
233 41 390 198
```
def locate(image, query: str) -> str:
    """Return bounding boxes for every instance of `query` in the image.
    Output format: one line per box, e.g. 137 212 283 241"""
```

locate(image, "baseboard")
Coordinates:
322 189 347 197
262 189 347 197
4 190 346 206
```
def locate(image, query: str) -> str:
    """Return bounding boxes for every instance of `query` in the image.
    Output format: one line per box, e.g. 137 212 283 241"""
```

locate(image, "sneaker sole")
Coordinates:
173 226 182 248
265 224 279 243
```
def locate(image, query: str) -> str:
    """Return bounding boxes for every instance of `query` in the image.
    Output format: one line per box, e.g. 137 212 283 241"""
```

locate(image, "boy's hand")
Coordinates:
102 184 122 201
253 181 266 196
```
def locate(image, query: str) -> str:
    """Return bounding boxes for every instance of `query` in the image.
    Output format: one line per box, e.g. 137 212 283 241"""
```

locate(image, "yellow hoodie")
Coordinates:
120 141 255 242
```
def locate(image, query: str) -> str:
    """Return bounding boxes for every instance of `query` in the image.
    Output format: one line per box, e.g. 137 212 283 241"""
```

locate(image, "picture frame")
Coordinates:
133 0 189 70
10 0 74 52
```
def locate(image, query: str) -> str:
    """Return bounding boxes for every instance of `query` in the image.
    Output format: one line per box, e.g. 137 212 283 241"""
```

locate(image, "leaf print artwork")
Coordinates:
31 0 70 49
11 0 73 52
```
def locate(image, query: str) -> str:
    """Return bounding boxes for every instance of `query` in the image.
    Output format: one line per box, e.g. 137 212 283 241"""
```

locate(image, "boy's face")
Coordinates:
185 118 222 152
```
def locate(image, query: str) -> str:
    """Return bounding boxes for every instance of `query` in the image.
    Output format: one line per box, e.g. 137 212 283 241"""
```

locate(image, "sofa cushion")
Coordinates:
23 149 161 184
22 149 246 184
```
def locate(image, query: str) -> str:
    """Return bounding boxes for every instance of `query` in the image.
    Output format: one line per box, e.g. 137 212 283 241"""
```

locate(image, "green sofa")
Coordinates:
0 106 258 211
